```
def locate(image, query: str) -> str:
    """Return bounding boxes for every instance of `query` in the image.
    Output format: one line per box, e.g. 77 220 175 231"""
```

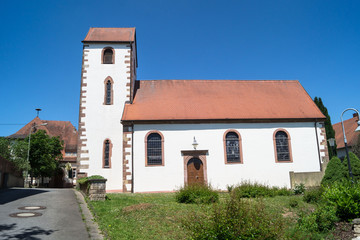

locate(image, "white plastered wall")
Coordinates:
132 122 322 192
80 43 130 191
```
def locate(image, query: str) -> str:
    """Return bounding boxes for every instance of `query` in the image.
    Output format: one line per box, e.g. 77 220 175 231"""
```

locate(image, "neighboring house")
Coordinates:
8 117 78 183
333 113 360 159
77 27 328 193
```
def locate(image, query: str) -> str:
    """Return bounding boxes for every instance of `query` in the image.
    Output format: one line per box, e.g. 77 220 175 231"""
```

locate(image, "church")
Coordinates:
77 28 328 193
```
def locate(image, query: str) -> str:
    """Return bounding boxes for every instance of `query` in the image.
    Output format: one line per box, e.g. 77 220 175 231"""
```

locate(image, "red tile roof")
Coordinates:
122 80 325 122
8 117 78 154
83 27 135 42
333 115 360 149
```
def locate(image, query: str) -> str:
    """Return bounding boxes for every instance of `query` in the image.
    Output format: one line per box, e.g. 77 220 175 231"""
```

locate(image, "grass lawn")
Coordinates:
88 192 326 240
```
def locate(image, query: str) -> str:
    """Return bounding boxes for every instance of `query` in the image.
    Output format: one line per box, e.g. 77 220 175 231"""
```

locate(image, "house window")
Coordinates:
224 130 242 164
274 129 292 162
102 47 114 64
145 131 164 166
103 77 113 105
103 139 112 168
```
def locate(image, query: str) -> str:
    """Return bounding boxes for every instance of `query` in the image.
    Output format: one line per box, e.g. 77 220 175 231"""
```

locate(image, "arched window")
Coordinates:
103 77 113 105
102 47 114 64
103 139 112 168
223 130 242 164
274 129 292 162
145 131 164 166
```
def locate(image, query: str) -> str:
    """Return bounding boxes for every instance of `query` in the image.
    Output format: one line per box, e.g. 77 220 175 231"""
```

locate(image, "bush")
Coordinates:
293 183 305 195
303 187 324 204
183 195 285 239
175 184 219 204
322 156 346 185
232 181 292 198
78 175 105 185
296 204 338 233
322 180 360 221
343 152 360 181
289 198 299 208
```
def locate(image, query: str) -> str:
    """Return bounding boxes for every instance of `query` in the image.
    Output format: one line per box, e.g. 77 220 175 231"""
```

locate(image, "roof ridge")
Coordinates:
138 79 299 82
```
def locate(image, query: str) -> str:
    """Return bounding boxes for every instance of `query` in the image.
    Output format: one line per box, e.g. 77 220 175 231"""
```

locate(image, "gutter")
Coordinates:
314 120 322 171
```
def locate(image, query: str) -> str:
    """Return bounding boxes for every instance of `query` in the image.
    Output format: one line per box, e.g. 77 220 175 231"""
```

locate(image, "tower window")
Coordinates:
102 47 114 64
103 139 112 168
106 80 111 105
103 77 114 105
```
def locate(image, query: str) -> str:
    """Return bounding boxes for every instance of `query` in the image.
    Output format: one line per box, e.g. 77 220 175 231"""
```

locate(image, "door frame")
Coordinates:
181 150 208 185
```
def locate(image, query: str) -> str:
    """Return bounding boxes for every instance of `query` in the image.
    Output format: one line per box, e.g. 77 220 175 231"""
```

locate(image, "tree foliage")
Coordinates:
0 137 29 172
314 97 337 158
322 153 360 185
27 130 63 178
352 135 360 160
321 156 347 185
343 152 360 181
0 137 11 160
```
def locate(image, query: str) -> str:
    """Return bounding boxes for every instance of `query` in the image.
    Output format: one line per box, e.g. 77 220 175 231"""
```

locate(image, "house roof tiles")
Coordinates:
333 114 360 149
122 80 325 122
8 117 78 153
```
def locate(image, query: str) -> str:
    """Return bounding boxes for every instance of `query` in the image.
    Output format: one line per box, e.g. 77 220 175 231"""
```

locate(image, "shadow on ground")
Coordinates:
0 188 48 205
0 224 56 240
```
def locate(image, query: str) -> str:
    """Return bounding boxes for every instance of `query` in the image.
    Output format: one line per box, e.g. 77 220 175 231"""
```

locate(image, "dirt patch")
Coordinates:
123 203 154 213
330 221 353 240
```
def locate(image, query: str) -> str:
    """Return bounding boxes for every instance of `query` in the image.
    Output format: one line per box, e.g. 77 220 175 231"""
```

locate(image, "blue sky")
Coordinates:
0 0 359 136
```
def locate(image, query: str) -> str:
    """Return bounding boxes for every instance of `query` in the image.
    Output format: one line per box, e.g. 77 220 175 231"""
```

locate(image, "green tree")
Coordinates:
11 140 30 172
0 137 11 160
343 152 360 181
0 137 29 172
352 135 360 160
321 156 347 185
27 130 63 179
314 97 337 158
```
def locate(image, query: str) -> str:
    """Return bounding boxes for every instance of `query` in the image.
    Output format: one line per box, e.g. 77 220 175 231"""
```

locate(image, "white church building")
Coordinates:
77 28 328 193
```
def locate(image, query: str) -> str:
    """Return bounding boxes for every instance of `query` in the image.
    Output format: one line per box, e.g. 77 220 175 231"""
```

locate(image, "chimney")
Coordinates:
354 113 359 120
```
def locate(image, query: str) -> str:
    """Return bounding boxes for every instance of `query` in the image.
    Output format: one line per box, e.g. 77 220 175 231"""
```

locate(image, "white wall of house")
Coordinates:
79 43 130 191
132 122 324 192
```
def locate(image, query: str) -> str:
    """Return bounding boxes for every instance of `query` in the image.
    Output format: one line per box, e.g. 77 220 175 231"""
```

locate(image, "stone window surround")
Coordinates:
101 47 115 64
144 130 164 167
273 128 293 163
103 76 114 105
102 138 113 168
223 129 243 164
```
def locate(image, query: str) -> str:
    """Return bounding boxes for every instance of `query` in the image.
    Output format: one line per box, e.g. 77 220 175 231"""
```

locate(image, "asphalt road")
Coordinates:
0 188 89 240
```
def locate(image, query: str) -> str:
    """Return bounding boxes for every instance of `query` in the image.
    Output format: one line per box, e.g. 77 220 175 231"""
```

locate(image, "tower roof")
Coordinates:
83 27 136 43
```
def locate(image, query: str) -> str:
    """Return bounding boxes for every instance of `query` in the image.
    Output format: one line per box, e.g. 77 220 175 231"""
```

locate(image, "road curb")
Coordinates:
74 189 104 240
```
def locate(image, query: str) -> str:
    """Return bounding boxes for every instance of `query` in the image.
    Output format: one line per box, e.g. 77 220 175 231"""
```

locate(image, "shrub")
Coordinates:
293 183 305 195
78 175 105 185
232 181 292 198
289 198 299 208
303 187 323 204
183 195 285 239
227 184 234 193
343 152 360 181
275 187 293 196
322 180 360 221
296 204 338 233
322 156 348 186
175 184 219 204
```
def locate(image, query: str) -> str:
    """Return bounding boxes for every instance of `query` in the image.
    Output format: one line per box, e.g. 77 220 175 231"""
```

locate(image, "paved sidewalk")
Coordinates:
0 188 93 240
